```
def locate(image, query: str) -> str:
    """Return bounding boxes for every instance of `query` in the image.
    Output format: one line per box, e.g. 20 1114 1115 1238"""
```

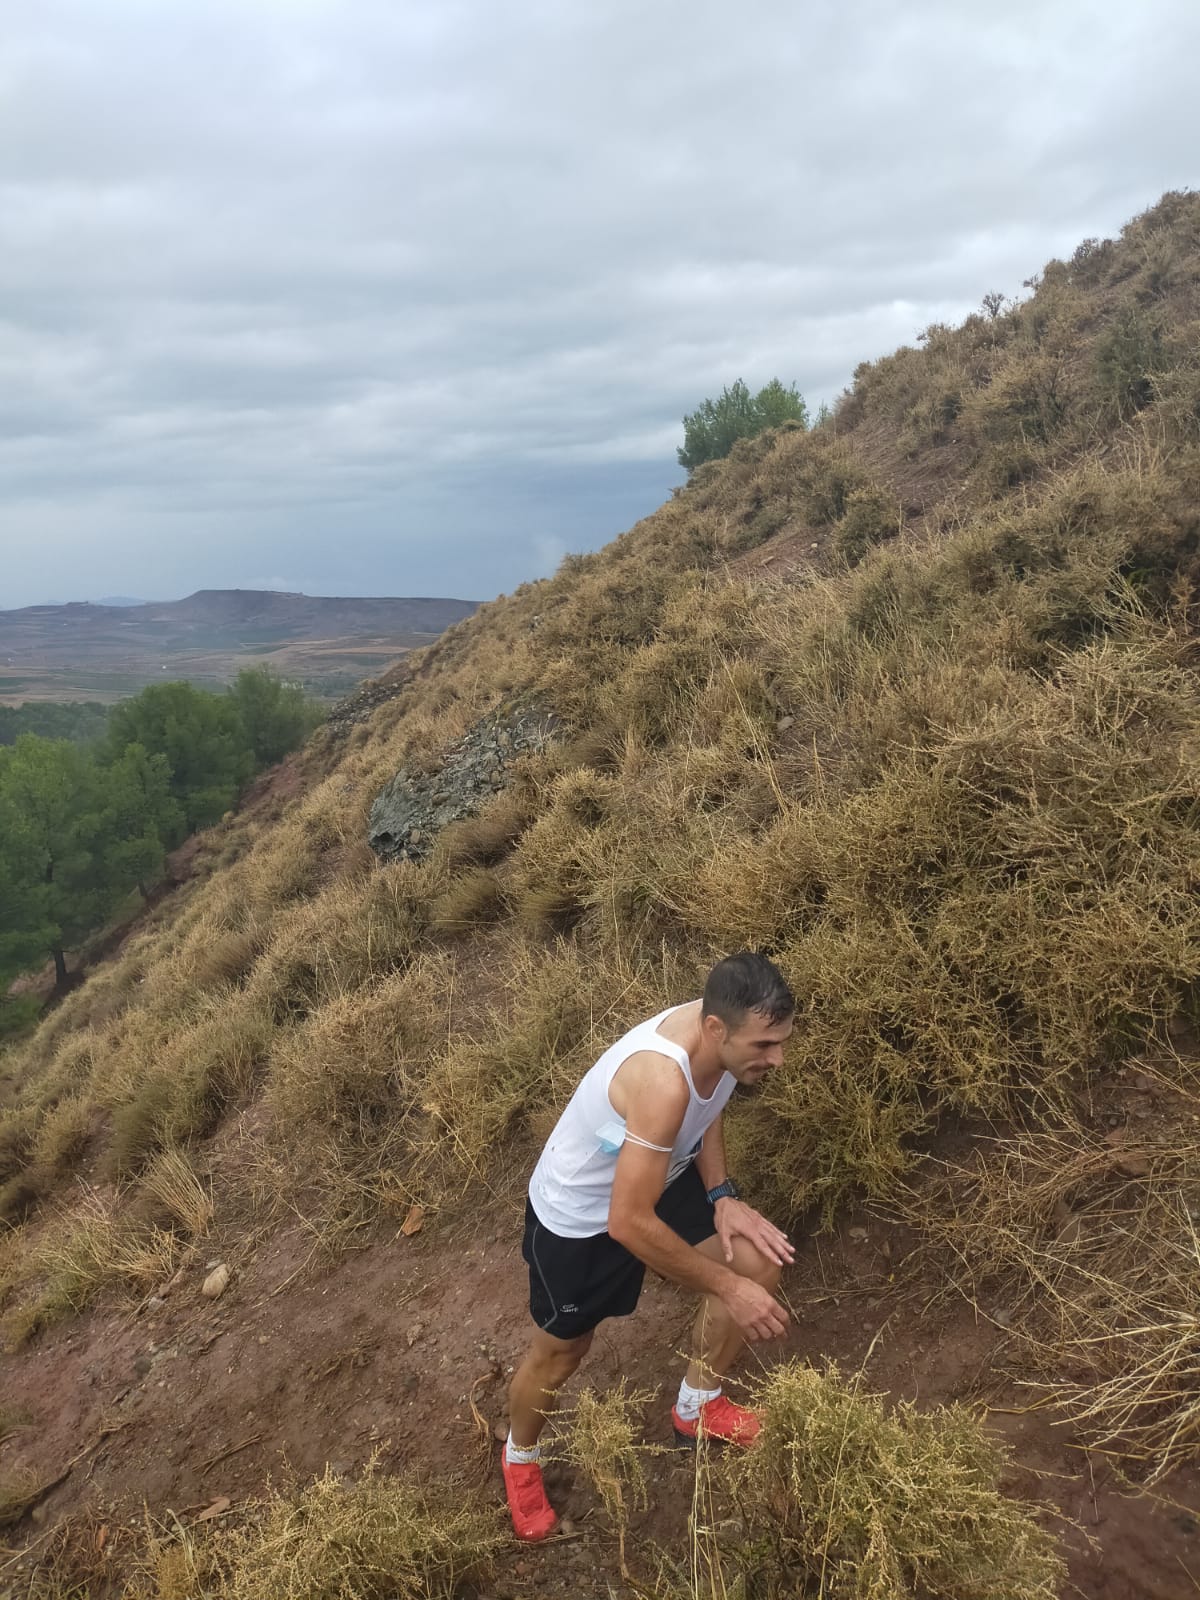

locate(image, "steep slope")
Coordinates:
2 192 1200 1599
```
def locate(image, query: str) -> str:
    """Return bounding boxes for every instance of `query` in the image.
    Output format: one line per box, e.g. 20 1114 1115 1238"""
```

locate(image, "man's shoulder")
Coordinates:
611 1047 690 1109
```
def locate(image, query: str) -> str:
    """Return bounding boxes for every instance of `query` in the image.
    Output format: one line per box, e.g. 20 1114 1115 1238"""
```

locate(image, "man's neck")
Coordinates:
658 1000 724 1096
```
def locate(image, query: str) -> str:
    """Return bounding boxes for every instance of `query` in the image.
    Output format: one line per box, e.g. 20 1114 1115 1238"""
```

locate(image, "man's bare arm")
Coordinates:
694 1115 730 1193
607 1054 788 1340
609 1140 735 1296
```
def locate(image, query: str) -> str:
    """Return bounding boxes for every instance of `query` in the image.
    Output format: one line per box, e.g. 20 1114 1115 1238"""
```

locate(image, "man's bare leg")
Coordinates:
507 1326 593 1449
684 1234 780 1391
504 1326 594 1541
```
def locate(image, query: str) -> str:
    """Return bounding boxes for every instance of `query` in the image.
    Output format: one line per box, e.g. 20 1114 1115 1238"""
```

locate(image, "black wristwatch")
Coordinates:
706 1178 741 1205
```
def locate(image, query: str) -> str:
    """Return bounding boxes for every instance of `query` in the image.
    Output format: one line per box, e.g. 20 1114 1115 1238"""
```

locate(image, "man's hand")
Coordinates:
720 1274 789 1341
713 1197 795 1269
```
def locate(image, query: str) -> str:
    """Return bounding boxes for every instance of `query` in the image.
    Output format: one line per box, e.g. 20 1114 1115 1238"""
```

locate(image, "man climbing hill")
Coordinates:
502 951 796 1541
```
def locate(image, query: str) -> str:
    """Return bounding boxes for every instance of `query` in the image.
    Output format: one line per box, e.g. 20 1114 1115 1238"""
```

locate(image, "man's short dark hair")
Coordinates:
701 951 795 1028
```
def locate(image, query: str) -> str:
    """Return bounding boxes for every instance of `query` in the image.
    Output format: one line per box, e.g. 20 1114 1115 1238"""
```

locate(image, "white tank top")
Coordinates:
528 1003 737 1238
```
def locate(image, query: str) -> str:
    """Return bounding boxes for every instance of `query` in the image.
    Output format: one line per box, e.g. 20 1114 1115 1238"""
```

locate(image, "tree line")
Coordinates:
0 669 322 1000
0 701 111 745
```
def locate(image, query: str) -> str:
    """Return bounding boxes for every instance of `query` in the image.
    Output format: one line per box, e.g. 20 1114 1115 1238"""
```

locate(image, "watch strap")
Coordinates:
706 1178 741 1205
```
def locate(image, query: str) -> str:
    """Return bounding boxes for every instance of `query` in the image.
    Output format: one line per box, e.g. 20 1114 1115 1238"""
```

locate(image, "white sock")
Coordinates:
505 1433 542 1466
675 1378 721 1421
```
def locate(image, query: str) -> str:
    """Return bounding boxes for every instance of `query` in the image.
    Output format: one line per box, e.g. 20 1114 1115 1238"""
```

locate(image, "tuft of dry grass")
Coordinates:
0 1400 32 1442
902 1105 1200 1481
20 1463 505 1599
139 1149 214 1237
429 867 507 934
0 1108 36 1185
30 1097 93 1174
1 1187 178 1347
559 1383 661 1576
213 1462 503 1600
105 989 276 1175
259 957 451 1224
187 926 263 990
720 1361 1065 1600
425 941 685 1180
0 1467 40 1527
436 784 535 867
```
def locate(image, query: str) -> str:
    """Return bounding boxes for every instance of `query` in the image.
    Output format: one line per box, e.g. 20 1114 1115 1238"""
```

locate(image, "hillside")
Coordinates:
0 590 479 704
2 192 1200 1599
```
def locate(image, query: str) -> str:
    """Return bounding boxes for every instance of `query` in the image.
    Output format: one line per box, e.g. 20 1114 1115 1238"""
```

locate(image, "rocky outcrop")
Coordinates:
368 703 558 862
323 676 408 736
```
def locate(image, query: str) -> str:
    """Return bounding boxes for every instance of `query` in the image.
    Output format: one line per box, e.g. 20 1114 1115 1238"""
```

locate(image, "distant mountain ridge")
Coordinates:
6 588 478 631
0 588 480 704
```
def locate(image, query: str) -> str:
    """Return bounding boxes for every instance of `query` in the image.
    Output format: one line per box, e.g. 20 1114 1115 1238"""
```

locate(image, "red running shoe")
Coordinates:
671 1393 761 1448
501 1450 559 1542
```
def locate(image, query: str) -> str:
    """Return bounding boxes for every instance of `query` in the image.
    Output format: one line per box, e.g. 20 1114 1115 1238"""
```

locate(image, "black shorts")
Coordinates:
522 1162 717 1341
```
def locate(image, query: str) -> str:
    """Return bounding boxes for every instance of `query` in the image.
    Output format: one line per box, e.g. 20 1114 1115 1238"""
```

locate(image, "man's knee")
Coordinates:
730 1239 780 1291
534 1327 593 1381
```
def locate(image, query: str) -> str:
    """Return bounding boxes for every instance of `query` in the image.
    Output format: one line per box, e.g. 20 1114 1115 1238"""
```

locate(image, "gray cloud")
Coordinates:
1 0 1196 606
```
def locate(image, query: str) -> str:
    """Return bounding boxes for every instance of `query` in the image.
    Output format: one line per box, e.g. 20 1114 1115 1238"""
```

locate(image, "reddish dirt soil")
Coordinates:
3 1175 1197 1599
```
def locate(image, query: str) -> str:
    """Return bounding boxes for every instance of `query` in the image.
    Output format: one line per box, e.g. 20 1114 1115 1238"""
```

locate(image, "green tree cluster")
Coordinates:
678 378 809 472
0 701 110 746
229 666 324 768
0 669 322 996
0 738 179 989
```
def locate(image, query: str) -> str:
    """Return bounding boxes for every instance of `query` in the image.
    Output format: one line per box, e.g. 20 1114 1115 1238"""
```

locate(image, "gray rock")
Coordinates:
368 701 559 862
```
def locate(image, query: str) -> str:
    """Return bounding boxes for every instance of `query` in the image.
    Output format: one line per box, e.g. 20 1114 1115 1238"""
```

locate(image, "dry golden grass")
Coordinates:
139 1148 214 1237
1 1187 178 1347
212 1463 503 1600
27 1463 503 1600
185 927 263 990
245 863 434 1022
425 940 687 1182
706 596 1200 1219
0 1400 31 1443
0 1467 40 1527
903 1102 1200 1481
719 1361 1065 1599
428 866 507 933
559 1383 661 1576
260 957 451 1222
436 783 536 867
104 989 276 1174
29 1097 92 1174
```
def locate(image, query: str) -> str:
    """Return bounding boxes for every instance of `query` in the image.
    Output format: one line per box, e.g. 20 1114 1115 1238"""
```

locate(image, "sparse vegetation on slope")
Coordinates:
721 1362 1065 1600
105 1466 502 1600
3 192 1200 1593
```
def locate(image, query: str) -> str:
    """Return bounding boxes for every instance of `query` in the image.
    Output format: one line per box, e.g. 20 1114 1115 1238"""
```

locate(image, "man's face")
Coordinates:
710 1008 794 1086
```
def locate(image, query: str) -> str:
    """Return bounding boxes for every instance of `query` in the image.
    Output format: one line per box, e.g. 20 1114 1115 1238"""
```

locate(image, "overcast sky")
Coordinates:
2 0 1195 607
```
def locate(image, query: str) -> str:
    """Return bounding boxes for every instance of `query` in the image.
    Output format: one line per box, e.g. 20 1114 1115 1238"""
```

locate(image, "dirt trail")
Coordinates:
4 1184 1196 1599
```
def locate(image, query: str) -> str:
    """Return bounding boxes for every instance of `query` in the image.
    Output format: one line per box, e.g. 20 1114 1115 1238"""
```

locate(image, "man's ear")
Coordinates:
701 1011 727 1046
